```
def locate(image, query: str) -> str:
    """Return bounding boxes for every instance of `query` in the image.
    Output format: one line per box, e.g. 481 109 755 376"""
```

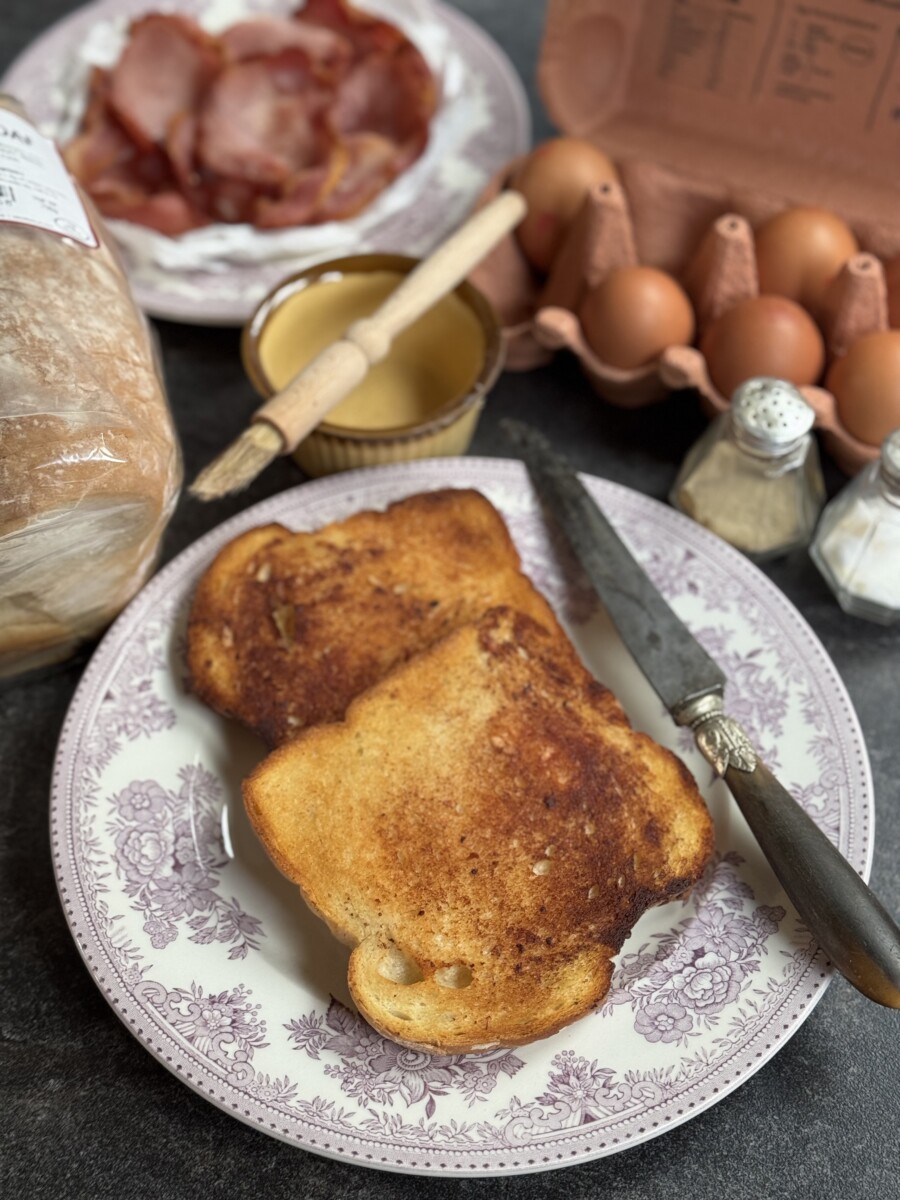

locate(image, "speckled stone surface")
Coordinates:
1 2 899 1197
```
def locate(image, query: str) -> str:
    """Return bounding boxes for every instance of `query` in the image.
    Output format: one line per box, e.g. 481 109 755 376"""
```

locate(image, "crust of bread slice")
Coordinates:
243 606 715 1054
186 488 558 746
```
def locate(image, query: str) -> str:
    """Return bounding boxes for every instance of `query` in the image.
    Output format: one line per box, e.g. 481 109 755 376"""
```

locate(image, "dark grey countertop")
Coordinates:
2 2 899 1196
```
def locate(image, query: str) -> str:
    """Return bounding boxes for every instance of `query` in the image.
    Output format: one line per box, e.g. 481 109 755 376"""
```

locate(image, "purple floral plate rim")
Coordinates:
0 0 530 325
50 457 873 1176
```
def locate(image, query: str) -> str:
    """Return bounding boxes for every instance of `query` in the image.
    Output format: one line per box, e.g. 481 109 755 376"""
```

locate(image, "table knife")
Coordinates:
503 418 900 1009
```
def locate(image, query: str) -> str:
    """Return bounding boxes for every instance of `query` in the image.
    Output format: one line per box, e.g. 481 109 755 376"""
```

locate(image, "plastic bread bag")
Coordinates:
0 96 181 679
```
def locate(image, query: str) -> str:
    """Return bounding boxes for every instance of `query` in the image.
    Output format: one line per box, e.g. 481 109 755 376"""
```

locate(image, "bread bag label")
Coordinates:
0 109 97 247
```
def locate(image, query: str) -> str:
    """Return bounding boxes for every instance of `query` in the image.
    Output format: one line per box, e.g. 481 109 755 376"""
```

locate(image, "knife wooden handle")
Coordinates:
724 759 900 1007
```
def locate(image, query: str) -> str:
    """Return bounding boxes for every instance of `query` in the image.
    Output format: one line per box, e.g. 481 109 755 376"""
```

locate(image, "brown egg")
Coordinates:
700 295 825 399
511 137 619 273
754 206 858 315
578 266 695 370
827 330 900 445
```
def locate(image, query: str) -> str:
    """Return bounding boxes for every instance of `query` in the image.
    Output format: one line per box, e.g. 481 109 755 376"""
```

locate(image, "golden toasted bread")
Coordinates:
244 606 714 1054
186 489 558 746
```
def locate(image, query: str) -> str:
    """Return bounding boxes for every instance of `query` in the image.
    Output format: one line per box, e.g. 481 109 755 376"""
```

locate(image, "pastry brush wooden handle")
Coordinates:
256 190 527 452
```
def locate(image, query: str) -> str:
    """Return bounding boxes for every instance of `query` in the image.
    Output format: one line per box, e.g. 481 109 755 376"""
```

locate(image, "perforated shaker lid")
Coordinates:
730 378 816 455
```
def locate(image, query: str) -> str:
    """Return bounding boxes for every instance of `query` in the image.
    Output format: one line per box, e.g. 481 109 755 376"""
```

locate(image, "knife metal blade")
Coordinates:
503 418 900 1009
504 421 725 718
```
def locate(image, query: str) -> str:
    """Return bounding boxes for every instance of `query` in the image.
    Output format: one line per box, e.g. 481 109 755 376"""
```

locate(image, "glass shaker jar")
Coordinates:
809 429 900 624
670 377 826 560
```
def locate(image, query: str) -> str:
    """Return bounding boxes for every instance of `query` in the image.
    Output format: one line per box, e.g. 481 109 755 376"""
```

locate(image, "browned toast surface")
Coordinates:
186 488 557 746
243 606 715 1053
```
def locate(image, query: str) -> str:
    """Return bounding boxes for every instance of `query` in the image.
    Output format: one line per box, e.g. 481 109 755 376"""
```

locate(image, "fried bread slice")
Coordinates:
244 605 714 1054
186 488 558 746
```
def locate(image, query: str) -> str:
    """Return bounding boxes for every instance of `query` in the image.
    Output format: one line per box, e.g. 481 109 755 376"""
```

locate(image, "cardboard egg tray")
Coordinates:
469 0 900 473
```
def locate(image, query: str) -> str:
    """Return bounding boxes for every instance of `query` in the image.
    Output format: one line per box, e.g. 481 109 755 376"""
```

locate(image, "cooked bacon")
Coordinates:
82 139 173 193
330 42 435 171
101 190 212 236
107 13 222 150
254 148 346 228
85 165 211 235
196 50 332 186
330 51 429 141
62 68 135 183
206 176 273 224
63 121 130 188
221 14 352 78
295 0 406 60
316 132 396 219
165 110 198 191
63 2 437 234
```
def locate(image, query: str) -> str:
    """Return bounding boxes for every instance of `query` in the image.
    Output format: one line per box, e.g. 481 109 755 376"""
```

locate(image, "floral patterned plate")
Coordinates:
51 458 872 1176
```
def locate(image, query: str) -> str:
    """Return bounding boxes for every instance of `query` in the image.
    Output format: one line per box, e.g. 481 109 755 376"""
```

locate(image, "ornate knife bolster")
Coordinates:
672 693 758 776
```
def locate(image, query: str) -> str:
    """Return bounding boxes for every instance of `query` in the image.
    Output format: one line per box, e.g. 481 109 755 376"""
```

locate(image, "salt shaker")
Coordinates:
670 377 825 560
809 429 900 624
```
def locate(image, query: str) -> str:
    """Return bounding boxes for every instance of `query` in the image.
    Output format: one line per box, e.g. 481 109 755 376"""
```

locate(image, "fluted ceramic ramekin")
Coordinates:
241 253 505 478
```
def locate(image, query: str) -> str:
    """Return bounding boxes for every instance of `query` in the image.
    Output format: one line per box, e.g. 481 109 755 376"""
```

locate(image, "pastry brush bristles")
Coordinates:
190 421 285 501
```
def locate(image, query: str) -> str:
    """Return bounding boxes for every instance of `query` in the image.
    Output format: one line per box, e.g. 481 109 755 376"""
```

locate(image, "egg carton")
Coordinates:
469 0 900 473
471 171 685 407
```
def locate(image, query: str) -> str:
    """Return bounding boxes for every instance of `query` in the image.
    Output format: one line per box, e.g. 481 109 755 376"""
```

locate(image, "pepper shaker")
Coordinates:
809 429 900 624
670 377 826 560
